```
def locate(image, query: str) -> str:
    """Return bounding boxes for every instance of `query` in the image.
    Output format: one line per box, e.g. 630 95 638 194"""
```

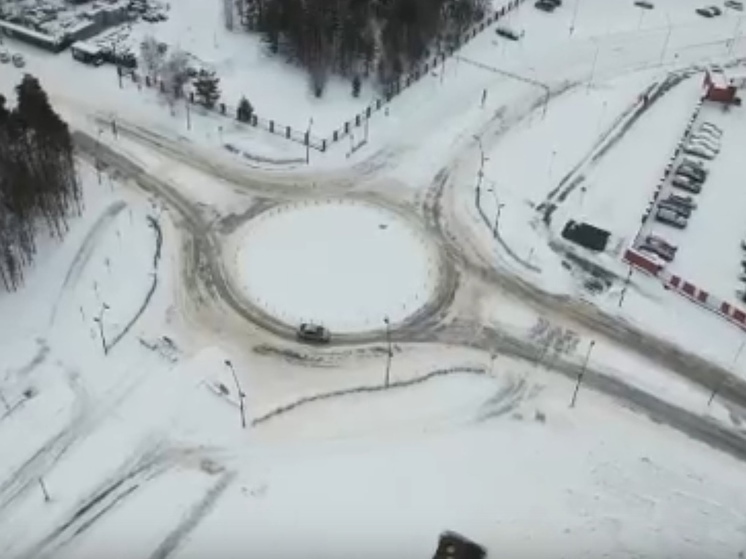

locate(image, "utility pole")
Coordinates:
0 389 9 412
709 339 745 406
659 15 673 66
92 303 110 355
306 117 314 165
618 266 634 308
185 97 191 131
225 359 246 428
96 128 103 185
587 41 600 91
569 0 581 35
728 14 744 56
384 317 393 388
570 340 595 408
472 135 486 209
38 478 50 502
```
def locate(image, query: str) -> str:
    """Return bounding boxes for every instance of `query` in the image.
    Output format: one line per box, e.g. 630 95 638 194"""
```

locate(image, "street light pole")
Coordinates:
570 340 595 408
473 135 486 209
618 266 634 308
659 15 673 66
384 317 392 388
708 339 745 406
306 117 314 165
225 359 246 428
92 303 110 355
587 41 600 91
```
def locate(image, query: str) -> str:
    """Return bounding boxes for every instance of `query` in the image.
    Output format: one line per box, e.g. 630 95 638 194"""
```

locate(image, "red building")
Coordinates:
703 68 739 105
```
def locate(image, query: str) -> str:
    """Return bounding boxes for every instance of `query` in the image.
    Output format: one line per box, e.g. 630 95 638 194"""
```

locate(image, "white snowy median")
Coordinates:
226 200 439 333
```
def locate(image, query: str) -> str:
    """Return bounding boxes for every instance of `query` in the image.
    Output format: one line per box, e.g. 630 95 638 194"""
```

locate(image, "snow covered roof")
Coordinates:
71 41 102 55
708 69 729 88
0 18 62 43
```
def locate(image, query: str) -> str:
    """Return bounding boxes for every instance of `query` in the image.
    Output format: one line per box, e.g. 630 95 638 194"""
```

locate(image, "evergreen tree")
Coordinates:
194 70 221 108
352 75 361 97
237 96 254 121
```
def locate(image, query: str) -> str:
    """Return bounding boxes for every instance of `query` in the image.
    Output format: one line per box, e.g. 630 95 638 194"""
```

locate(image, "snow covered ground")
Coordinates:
225 200 439 332
5 0 746 555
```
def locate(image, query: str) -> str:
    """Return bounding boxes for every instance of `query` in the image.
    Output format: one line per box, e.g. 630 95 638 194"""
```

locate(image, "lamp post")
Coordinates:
225 359 246 428
659 14 673 66
618 266 634 308
384 317 392 388
708 339 745 406
587 40 600 91
473 135 487 209
306 117 314 165
92 302 110 355
570 340 595 408
487 186 504 237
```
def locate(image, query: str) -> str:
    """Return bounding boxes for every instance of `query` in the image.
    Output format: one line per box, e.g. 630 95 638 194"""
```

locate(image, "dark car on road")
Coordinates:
496 26 524 40
639 234 677 261
535 0 556 11
634 0 654 8
297 323 331 344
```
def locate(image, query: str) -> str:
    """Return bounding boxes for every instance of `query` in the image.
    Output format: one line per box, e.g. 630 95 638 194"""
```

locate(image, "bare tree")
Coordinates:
140 35 165 78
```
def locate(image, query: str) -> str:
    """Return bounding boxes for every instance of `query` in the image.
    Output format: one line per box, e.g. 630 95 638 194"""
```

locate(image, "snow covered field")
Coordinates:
225 200 439 332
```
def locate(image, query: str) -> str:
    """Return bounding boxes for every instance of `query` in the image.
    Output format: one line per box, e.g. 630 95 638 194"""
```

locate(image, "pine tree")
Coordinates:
352 75 361 97
237 96 254 121
194 70 221 108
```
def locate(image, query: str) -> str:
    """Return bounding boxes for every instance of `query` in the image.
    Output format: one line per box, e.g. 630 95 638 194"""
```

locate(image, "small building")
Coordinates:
71 41 104 65
703 68 739 104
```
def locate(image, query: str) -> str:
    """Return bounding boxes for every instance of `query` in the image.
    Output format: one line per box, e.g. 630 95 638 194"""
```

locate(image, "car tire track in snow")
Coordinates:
147 470 236 559
105 215 163 354
49 200 127 326
16 443 174 559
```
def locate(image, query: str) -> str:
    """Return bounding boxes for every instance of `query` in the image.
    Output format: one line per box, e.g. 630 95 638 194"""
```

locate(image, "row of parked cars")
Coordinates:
652 121 722 235
697 1 743 16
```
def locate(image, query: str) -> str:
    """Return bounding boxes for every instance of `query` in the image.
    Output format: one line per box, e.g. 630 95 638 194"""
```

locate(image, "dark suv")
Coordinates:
297 323 331 344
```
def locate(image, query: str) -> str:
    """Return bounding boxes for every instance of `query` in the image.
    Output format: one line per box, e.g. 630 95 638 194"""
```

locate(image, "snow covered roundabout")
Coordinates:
225 199 441 334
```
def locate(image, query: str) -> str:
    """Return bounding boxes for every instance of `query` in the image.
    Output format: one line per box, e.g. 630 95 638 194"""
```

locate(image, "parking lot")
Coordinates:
643 100 746 303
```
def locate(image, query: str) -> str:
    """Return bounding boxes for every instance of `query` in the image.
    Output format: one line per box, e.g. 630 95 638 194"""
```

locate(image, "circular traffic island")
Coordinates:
225 200 439 335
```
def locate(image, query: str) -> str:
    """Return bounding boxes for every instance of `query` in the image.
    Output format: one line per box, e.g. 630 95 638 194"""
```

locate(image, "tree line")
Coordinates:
0 75 81 291
242 0 488 97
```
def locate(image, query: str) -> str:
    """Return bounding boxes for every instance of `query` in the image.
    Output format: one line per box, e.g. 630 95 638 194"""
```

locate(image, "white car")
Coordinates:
11 53 25 68
683 144 715 159
688 140 719 155
697 125 722 138
699 122 723 135
0 50 9 63
690 132 720 146
726 0 743 11
680 156 707 170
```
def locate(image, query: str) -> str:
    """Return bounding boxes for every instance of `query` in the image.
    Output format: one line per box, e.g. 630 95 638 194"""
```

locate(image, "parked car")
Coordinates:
737 289 746 303
726 0 744 10
634 0 655 7
0 50 9 63
666 193 697 209
695 126 722 139
696 6 720 16
535 0 556 10
639 235 677 261
659 200 692 218
676 164 706 181
546 0 563 5
672 175 702 193
496 26 524 40
535 0 556 11
12 54 25 68
296 322 331 344
683 144 716 159
656 207 687 228
700 121 723 135
689 135 720 151
681 156 708 170
741 239 746 251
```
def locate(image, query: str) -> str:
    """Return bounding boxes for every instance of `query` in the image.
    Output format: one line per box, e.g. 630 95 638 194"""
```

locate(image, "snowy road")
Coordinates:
69 127 746 465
